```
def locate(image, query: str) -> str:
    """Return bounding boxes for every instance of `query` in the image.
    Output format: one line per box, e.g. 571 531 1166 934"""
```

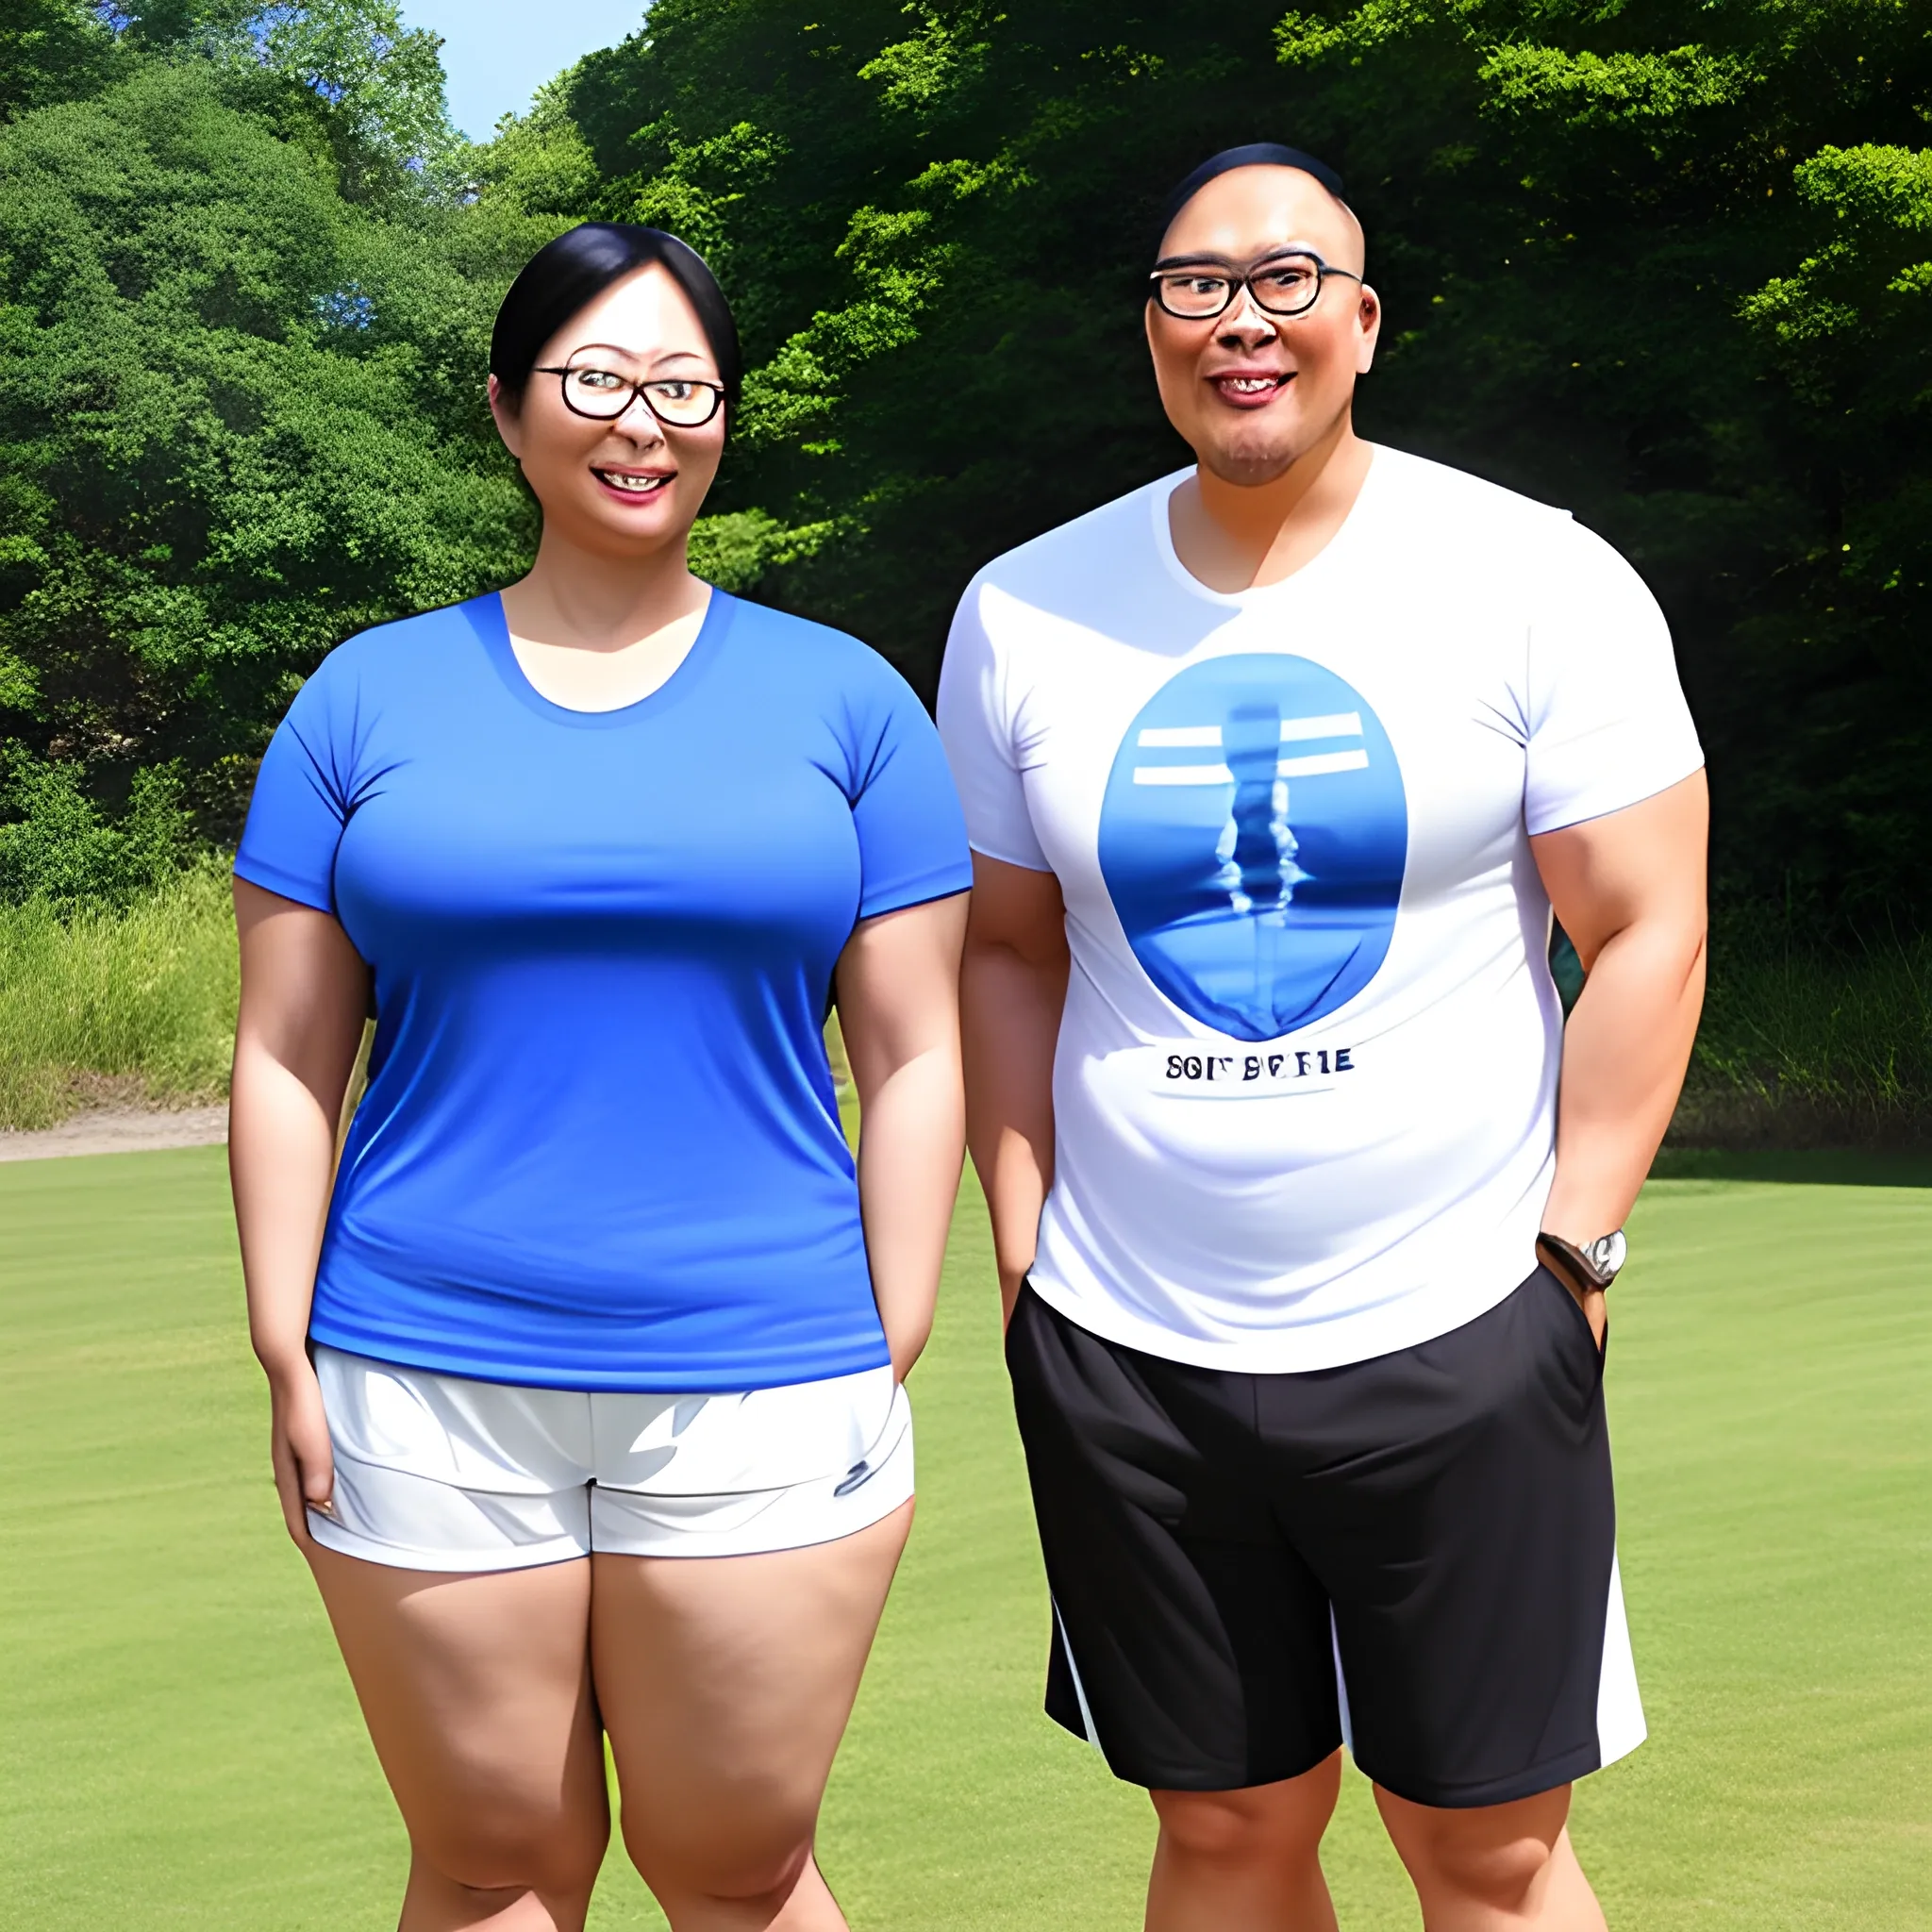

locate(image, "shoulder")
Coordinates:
716 592 927 717
1368 445 1572 543
295 596 495 702
959 473 1182 615
1369 445 1654 601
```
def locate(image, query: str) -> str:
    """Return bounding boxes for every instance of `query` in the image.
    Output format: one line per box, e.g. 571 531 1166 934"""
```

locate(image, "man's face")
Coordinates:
1144 166 1380 487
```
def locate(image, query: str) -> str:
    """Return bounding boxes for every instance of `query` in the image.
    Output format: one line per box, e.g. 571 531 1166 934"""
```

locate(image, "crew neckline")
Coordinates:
476 586 735 729
1149 443 1387 608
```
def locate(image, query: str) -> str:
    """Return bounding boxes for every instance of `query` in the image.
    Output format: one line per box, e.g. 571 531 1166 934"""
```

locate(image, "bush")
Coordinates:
0 861 237 1128
0 754 199 909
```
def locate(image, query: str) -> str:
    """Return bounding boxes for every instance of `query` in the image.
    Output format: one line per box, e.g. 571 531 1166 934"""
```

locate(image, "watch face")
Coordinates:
1588 1230 1628 1278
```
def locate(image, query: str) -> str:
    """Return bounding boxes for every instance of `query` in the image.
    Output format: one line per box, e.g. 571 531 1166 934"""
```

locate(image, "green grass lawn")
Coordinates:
2 1147 1927 1928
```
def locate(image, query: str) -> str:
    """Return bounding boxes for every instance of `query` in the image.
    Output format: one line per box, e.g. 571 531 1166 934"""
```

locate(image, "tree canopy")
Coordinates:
2 0 1927 927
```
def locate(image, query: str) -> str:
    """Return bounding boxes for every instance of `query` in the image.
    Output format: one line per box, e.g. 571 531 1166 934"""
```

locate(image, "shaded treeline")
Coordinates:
2 0 1928 942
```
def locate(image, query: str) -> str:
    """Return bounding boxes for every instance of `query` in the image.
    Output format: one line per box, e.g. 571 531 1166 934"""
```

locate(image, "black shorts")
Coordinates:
1004 1268 1643 1808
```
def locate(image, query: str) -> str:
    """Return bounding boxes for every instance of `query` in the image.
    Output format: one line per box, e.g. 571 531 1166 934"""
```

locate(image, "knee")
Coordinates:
415 1806 608 1902
1388 1807 1560 1913
625 1819 814 1912
1155 1790 1275 1861
1152 1766 1336 1867
1438 1832 1551 1907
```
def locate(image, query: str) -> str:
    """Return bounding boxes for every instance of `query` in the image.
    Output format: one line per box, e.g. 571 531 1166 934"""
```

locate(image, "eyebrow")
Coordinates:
568 342 711 369
1152 243 1328 271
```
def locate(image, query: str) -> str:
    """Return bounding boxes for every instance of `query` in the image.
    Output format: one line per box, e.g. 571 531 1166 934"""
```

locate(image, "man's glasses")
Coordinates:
1148 249 1362 322
531 346 726 427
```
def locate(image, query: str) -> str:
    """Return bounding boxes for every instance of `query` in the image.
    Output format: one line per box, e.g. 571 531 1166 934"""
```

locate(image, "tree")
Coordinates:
0 45 545 867
0 2 121 125
561 0 1932 927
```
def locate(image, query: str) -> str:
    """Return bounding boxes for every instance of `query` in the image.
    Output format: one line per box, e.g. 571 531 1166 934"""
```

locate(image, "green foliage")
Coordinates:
559 0 1931 934
0 39 546 850
0 1 121 123
246 0 464 195
0 752 197 908
3 0 1929 941
1681 913 1932 1146
1266 0 1932 929
0 861 236 1126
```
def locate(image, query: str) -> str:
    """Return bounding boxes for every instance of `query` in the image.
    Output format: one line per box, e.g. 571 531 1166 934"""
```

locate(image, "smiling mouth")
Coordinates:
1211 372 1294 397
592 467 673 496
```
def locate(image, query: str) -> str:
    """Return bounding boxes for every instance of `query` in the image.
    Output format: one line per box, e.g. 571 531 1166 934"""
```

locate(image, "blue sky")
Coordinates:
402 1 649 142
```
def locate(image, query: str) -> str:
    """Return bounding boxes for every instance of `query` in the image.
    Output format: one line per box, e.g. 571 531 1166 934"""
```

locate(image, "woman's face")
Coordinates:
490 263 726 563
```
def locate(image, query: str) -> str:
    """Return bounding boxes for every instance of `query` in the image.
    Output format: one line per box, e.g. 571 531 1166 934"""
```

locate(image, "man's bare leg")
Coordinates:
1377 1783 1607 1931
1145 1751 1341 1932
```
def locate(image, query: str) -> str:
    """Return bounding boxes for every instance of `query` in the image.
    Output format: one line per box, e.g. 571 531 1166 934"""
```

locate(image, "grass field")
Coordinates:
2 1147 1927 1928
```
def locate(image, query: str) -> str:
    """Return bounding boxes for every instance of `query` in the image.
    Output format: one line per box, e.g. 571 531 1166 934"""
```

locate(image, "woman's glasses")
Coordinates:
531 346 726 427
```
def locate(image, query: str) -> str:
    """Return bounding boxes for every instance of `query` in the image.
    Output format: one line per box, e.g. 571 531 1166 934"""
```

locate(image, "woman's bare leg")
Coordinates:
591 1499 914 1932
308 1546 609 1931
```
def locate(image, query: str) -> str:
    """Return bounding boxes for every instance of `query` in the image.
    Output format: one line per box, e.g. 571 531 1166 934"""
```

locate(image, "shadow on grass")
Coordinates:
1650 1146 1932 1188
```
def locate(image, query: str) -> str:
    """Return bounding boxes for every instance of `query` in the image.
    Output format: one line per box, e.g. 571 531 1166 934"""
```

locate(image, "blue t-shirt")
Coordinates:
235 590 971 1391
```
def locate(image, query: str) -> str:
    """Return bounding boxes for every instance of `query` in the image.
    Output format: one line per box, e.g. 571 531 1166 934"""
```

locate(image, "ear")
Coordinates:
487 374 525 459
1355 283 1382 375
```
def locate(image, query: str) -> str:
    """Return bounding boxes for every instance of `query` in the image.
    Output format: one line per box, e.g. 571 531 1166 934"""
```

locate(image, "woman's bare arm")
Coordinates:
958 855 1070 1325
229 877 370 1539
834 891 970 1380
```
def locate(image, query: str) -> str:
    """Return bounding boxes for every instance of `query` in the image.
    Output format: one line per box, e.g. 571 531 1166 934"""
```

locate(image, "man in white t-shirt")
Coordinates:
939 142 1707 1929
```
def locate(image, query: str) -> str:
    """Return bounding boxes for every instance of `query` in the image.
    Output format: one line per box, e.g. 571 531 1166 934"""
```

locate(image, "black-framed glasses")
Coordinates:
1148 249 1362 322
532 345 726 427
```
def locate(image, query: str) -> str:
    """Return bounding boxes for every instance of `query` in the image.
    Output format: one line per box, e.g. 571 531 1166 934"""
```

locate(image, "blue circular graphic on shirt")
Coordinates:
1098 655 1407 1041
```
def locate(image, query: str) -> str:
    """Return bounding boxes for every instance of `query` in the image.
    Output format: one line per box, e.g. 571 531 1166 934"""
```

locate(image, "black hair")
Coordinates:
1155 143 1348 258
490 223 743 421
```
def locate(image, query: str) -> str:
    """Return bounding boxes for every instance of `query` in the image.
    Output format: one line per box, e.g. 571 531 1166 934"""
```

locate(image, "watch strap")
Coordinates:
1536 1230 1616 1300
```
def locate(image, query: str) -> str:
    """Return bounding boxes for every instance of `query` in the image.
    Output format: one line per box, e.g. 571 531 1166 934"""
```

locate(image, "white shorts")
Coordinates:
308 1345 913 1572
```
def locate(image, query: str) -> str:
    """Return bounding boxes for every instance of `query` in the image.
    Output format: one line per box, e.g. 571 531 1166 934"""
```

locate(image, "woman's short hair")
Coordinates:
490 223 743 420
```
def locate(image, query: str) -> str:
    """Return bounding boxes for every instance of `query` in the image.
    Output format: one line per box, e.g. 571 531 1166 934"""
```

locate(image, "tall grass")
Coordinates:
1674 921 1932 1147
0 865 237 1129
1 868 1927 1146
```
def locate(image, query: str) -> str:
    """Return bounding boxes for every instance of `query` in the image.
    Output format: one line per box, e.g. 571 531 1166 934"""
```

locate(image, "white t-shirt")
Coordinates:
938 446 1703 1373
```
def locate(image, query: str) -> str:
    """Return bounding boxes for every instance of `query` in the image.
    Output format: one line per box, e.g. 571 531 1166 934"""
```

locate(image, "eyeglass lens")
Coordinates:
1154 255 1324 320
558 349 720 425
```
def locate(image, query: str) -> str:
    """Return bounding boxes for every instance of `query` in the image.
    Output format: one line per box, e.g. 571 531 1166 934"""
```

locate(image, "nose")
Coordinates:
612 391 667 442
1215 283 1279 349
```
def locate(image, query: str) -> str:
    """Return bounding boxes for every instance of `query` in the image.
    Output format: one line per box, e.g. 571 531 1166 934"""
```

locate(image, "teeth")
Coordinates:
1224 376 1281 392
598 471 667 493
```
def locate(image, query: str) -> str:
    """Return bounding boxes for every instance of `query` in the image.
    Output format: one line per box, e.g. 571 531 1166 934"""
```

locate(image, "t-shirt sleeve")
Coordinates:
1523 521 1705 836
935 575 1052 872
232 652 362 913
846 659 974 921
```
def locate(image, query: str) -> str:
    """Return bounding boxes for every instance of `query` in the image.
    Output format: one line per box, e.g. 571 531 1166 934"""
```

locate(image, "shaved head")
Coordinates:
1156 143 1365 275
1158 164 1366 279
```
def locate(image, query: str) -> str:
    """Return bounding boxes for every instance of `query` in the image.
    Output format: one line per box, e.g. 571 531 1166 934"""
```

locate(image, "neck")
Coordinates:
1173 412 1373 593
502 524 708 653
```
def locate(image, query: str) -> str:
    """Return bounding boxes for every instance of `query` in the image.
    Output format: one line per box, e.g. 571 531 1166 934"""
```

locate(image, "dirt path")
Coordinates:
0 1104 229 1163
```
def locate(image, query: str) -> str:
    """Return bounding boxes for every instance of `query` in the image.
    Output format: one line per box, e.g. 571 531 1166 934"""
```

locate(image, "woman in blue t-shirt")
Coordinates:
228 224 972 1931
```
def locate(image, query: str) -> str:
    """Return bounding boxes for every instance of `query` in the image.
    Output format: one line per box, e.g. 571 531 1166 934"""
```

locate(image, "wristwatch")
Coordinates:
1536 1228 1627 1299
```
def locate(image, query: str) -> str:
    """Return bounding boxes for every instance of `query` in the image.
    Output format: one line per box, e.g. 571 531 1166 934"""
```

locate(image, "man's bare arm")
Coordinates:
1532 771 1708 1337
959 854 1070 1324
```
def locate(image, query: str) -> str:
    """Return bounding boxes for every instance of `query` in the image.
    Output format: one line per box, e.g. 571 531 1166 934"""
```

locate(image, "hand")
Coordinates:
1580 1285 1607 1353
998 1267 1026 1333
884 1321 931 1386
265 1357 335 1545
